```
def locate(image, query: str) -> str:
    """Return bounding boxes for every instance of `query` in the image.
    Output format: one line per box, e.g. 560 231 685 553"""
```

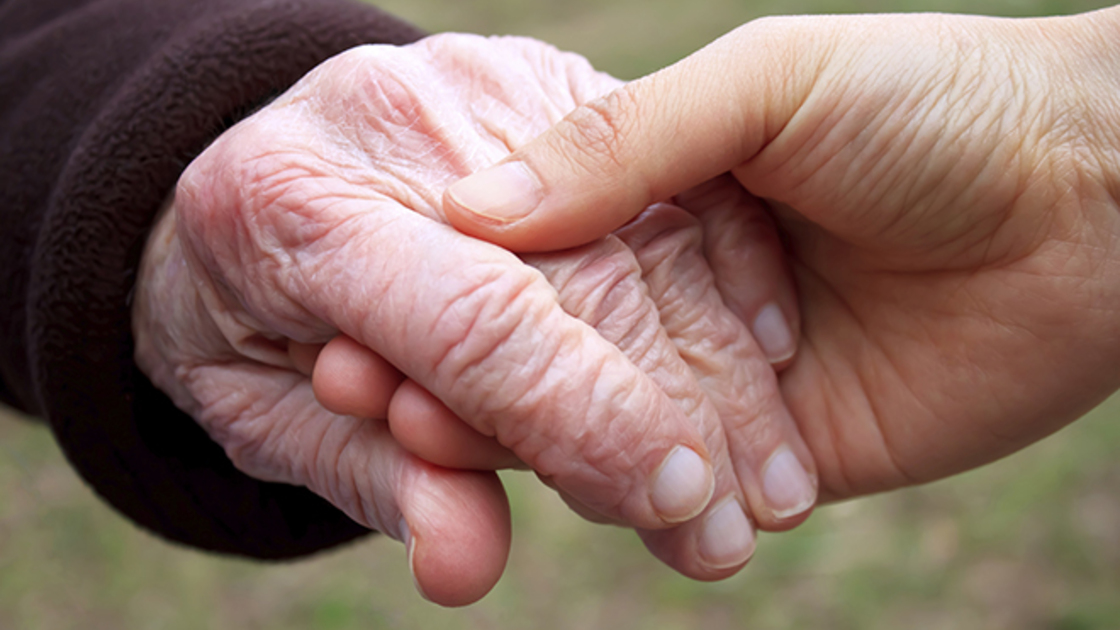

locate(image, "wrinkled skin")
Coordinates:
444 11 1120 502
132 34 816 605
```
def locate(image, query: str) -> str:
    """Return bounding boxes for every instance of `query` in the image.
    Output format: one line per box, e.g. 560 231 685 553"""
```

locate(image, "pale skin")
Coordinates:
132 34 817 606
443 7 1120 505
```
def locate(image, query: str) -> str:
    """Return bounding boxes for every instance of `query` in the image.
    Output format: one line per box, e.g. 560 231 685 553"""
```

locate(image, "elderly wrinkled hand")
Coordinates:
132 34 815 605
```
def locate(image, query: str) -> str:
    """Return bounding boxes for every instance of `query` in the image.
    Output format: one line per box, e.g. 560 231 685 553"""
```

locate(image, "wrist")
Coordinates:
998 9 1120 214
1041 7 1120 382
1078 6 1120 186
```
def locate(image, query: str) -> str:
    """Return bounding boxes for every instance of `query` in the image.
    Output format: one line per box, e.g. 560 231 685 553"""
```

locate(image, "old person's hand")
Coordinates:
132 34 815 605
444 10 1120 501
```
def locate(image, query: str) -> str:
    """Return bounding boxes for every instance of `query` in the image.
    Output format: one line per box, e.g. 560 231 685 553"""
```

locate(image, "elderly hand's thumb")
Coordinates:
442 17 820 253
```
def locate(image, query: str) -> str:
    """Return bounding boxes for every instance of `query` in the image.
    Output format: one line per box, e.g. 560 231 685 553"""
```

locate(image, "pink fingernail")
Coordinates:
752 303 795 363
697 496 756 570
650 446 715 523
447 161 542 222
762 448 816 519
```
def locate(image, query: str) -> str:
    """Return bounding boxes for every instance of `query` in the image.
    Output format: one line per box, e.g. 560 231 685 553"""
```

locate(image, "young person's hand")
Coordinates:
445 10 1120 500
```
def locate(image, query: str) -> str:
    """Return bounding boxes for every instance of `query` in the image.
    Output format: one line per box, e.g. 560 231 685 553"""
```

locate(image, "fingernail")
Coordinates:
752 303 795 363
650 446 715 523
697 497 756 570
762 447 816 519
400 517 431 602
446 161 542 223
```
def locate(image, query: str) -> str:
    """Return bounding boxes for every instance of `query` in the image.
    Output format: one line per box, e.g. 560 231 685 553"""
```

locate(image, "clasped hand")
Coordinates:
133 8 1120 608
132 34 816 606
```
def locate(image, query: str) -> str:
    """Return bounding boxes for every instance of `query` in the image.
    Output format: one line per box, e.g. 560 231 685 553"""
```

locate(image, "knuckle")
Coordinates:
412 32 490 59
621 205 708 306
624 204 704 260
674 175 750 215
174 147 232 245
194 390 295 483
324 42 383 68
553 86 641 174
721 390 785 449
178 117 355 333
181 367 323 490
526 239 671 380
703 208 780 275
424 262 557 418
308 420 390 530
529 237 651 335
176 122 305 257
508 361 649 479
618 206 753 377
420 257 663 492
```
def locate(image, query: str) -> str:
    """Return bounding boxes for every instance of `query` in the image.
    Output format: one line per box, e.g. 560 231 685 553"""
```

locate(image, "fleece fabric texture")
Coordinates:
0 0 425 558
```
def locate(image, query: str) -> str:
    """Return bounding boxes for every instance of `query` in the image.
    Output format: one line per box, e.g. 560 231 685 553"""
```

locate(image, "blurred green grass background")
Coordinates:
4 0 1120 627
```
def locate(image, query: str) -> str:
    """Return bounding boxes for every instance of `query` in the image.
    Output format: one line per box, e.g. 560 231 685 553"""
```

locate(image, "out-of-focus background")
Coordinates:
4 0 1120 627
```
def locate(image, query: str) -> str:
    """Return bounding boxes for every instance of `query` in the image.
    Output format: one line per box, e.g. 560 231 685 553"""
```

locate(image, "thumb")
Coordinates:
443 17 826 252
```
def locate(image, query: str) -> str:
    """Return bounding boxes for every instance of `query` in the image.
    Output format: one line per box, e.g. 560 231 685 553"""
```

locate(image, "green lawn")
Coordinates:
3 394 1120 629
371 0 1117 79
4 0 1119 628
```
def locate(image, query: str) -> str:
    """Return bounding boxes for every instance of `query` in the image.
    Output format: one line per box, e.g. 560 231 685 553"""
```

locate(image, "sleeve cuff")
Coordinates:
27 0 424 558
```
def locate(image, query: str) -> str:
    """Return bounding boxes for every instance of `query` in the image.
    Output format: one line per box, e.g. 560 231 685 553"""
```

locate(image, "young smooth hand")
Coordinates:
444 10 1120 501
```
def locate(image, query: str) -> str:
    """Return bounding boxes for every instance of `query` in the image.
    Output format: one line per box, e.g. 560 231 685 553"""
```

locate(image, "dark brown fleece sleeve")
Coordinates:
0 0 425 558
